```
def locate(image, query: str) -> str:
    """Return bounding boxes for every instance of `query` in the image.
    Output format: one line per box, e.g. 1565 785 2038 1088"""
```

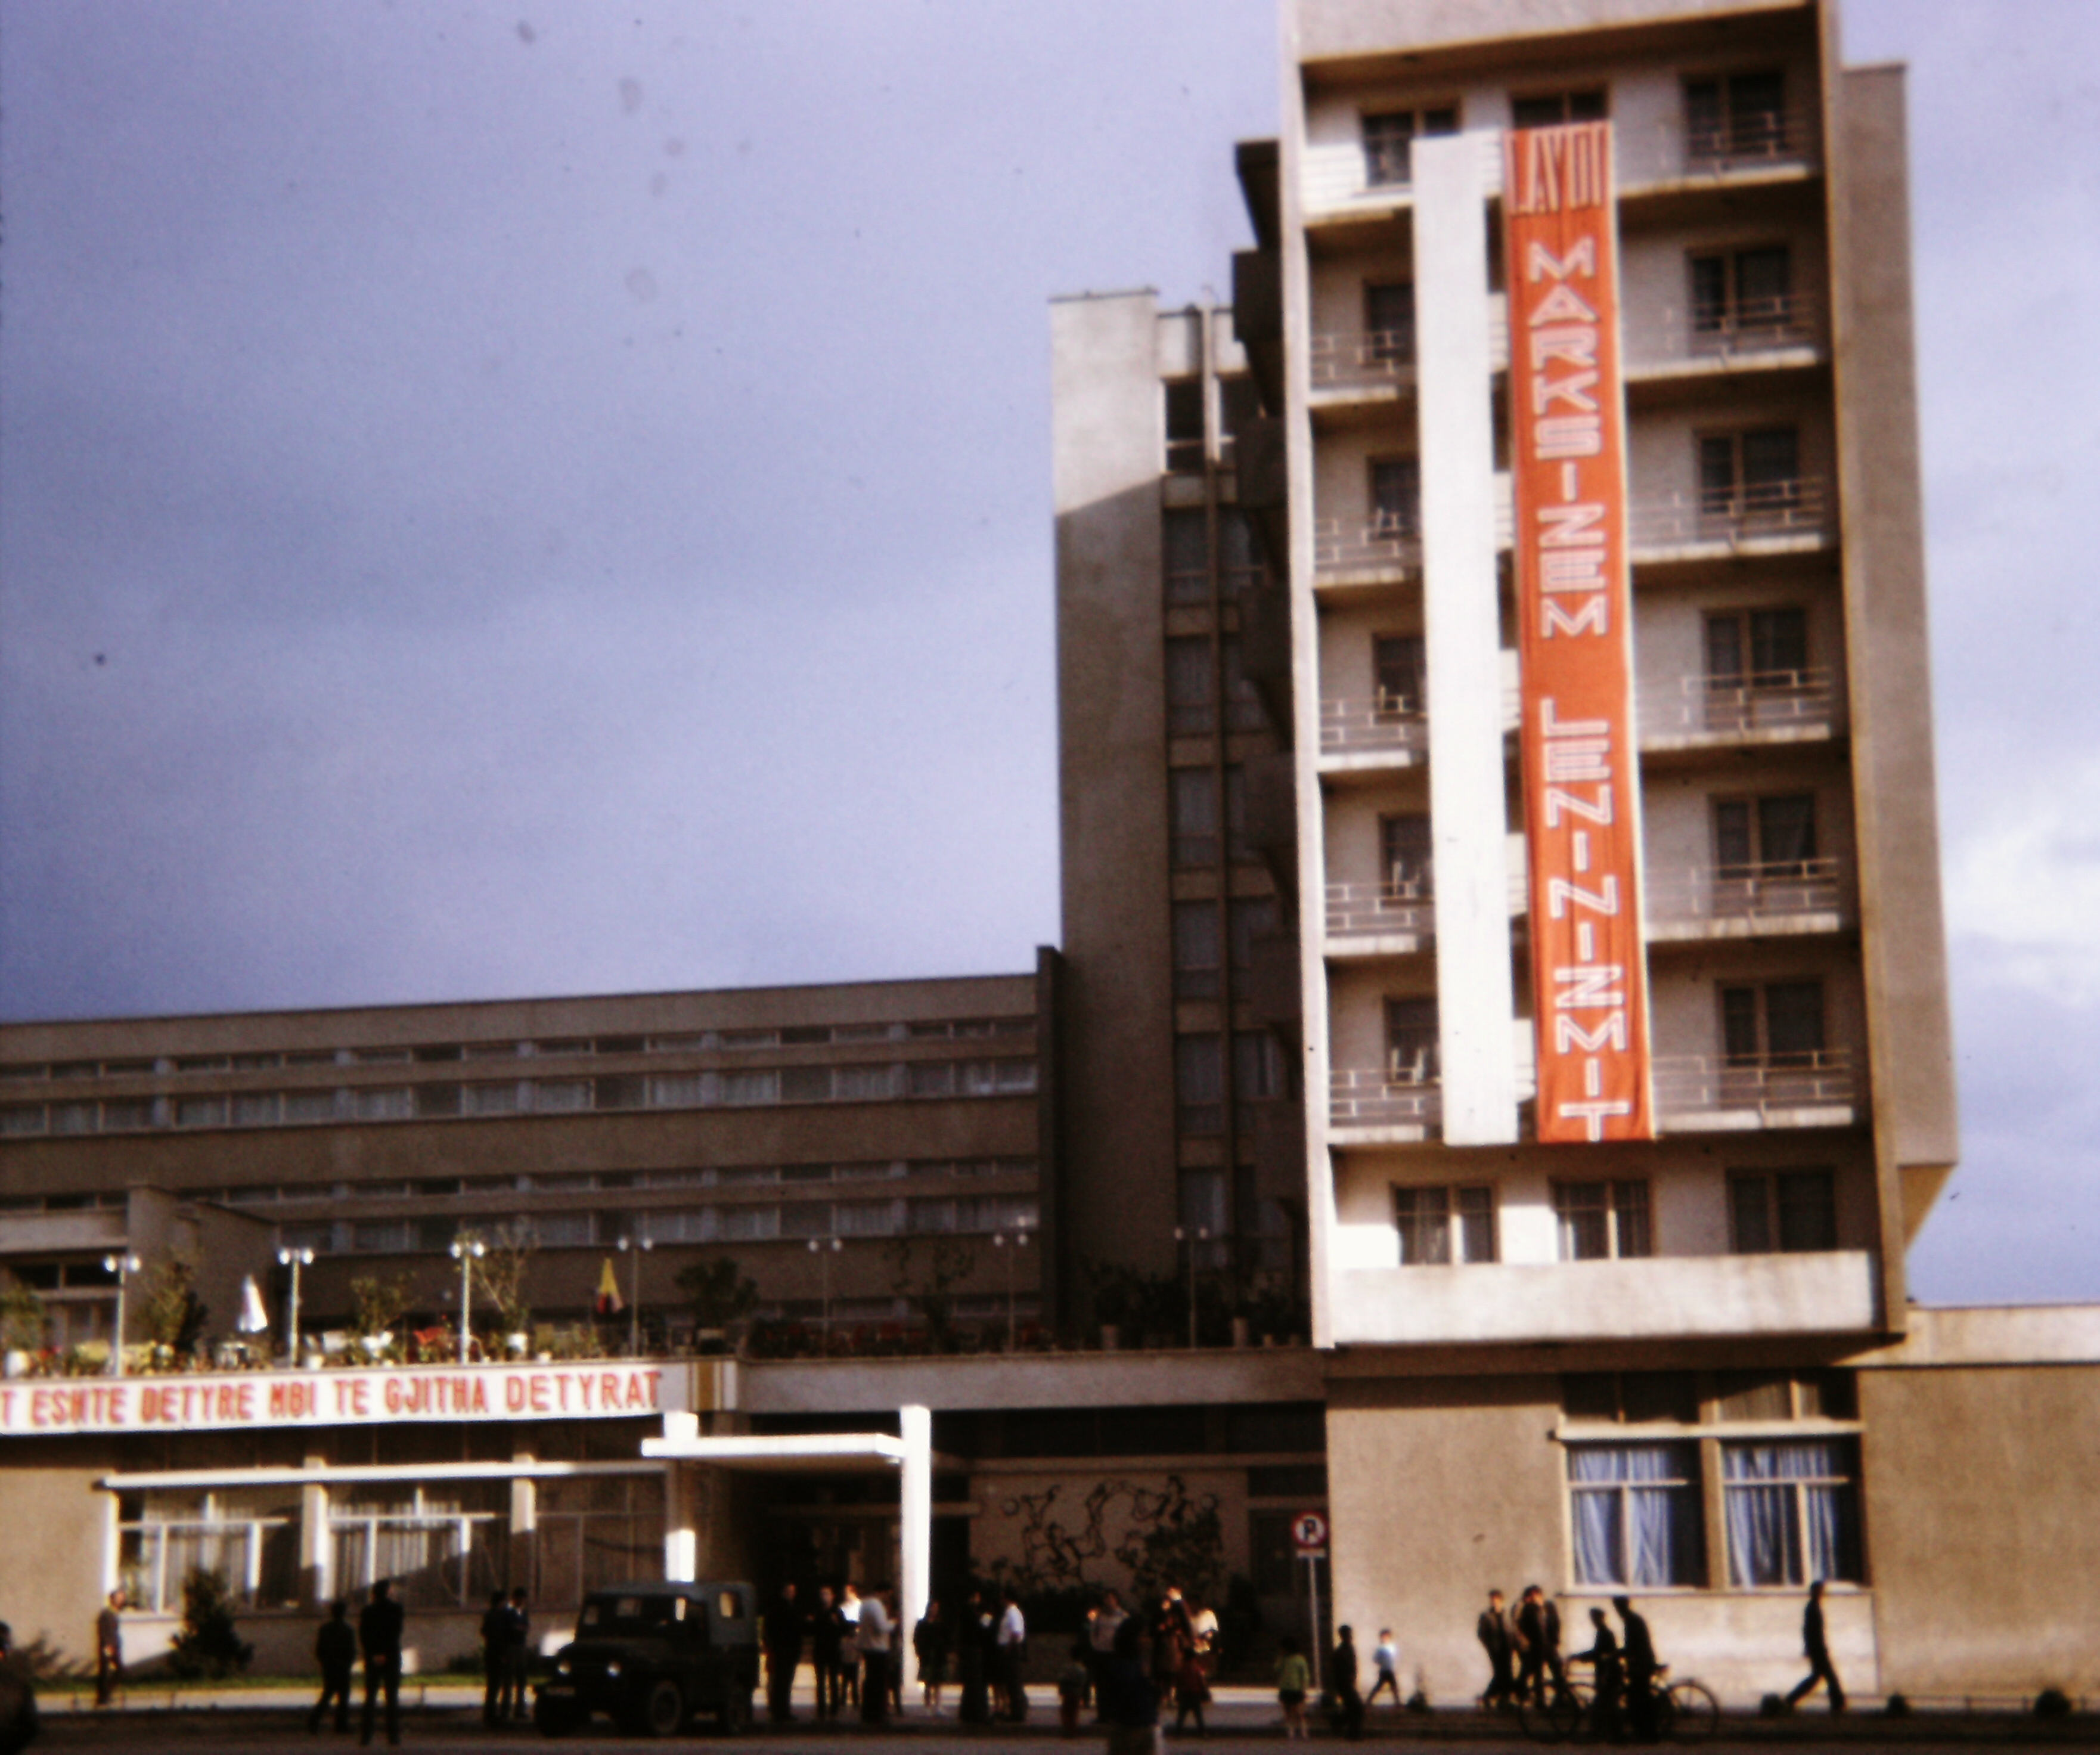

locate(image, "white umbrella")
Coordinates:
237 1274 271 1335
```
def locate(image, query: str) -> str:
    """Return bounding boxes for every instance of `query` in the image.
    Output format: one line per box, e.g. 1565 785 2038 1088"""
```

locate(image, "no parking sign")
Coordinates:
1291 1509 1328 1555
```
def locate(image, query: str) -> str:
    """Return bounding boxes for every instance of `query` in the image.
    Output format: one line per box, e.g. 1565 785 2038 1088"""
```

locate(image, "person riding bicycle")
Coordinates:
1614 1596 1659 1742
1568 1607 1623 1737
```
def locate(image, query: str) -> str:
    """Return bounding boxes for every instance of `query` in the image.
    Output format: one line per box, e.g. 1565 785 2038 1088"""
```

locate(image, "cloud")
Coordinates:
1944 758 2100 1007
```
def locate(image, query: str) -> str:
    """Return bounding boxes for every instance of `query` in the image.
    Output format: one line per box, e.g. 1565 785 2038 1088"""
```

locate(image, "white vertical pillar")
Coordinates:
662 1412 700 1583
1415 132 1519 1145
101 1488 122 1598
899 1404 932 1695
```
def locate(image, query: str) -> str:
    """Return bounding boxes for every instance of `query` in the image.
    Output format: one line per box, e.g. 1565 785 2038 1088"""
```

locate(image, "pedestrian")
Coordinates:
957 1587 992 1725
914 1598 951 1714
1102 1618 1160 1755
1614 1596 1658 1742
1057 1640 1090 1737
812 1586 843 1721
1784 1580 1847 1713
837 1582 863 1710
480 1590 513 1728
94 1588 124 1707
504 1589 532 1722
765 1582 804 1723
997 1585 1029 1722
1365 1628 1401 1708
885 1593 905 1717
1172 1640 1211 1736
1273 1635 1311 1741
1514 1585 1564 1706
1186 1597 1218 1667
1476 1588 1516 1711
358 1578 405 1748
309 1599 358 1734
857 1583 892 1723
1329 1624 1364 1740
1085 1589 1127 1721
1570 1608 1622 1739
1149 1588 1190 1693
0 1620 41 1755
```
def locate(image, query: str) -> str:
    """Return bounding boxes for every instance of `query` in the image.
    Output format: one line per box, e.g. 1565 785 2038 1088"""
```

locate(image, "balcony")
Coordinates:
1313 516 1419 587
1308 329 1416 399
1324 882 1434 953
1645 860 1850 942
1627 290 1825 380
1329 1069 1439 1142
1654 1050 1858 1132
1628 479 1834 560
1319 696 1426 773
1639 669 1843 751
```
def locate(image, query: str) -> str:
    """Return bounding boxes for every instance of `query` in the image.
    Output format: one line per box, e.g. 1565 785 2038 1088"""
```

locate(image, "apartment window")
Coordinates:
1721 981 1825 1065
1228 897 1277 974
1219 374 1262 464
1171 769 1220 868
1179 1167 1230 1239
176 1095 229 1128
1369 456 1422 539
1175 1035 1224 1136
101 1098 153 1131
414 1083 463 1119
1706 607 1807 690
1164 378 1206 474
1220 638 1268 732
1714 793 1817 881
1363 280 1416 365
1361 105 1458 187
1219 510 1267 598
231 1093 280 1127
1685 70 1788 162
1729 1169 1838 1253
1372 633 1425 718
833 1063 900 1102
1553 1180 1652 1260
1163 508 1209 606
1510 89 1608 128
1173 903 1223 1000
1384 997 1440 1085
1563 1372 1700 1425
1391 1184 1495 1264
1698 427 1800 520
532 1079 591 1113
285 1089 340 1123
1715 1370 1855 1422
1689 245 1792 337
1166 637 1216 736
781 1065 832 1103
1381 814 1434 898
1234 1030 1285 1102
1568 1444 1705 1587
1723 1440 1861 1586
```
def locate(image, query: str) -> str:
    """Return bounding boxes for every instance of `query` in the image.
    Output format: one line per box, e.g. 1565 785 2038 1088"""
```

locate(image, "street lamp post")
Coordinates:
277 1247 314 1366
102 1253 141 1377
1173 1226 1211 1350
449 1237 485 1363
991 1228 1031 1350
807 1236 841 1344
616 1235 653 1357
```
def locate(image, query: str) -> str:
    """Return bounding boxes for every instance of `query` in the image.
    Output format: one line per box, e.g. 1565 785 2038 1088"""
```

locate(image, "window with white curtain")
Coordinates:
1567 1443 1705 1587
1722 1440 1860 1586
330 1483 506 1610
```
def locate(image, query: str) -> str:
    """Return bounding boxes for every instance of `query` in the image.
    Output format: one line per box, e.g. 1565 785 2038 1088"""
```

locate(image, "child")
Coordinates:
1275 1635 1311 1740
1366 1628 1401 1708
1173 1644 1211 1736
1058 1639 1092 1737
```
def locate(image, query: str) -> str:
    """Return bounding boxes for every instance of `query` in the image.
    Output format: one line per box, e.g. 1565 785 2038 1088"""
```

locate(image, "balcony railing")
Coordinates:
1330 1068 1441 1130
1629 478 1832 551
1310 328 1416 392
1652 1049 1856 1121
1325 881 1435 940
1673 106 1822 178
1644 859 1846 928
1314 516 1421 579
1320 695 1428 757
1640 669 1841 742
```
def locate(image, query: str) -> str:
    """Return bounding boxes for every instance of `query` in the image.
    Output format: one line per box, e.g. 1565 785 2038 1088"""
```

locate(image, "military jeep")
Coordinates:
534 1580 759 1737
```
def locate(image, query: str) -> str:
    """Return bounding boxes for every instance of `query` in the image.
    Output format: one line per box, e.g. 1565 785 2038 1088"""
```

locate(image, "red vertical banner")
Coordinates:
1504 122 1655 1143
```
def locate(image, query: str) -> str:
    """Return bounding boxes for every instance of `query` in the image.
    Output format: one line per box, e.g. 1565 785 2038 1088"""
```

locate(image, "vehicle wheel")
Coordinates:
643 1678 686 1738
1666 1680 1719 1743
718 1688 752 1735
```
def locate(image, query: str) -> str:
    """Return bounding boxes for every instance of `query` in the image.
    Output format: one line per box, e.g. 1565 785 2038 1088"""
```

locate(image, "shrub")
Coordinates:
165 1568 253 1680
2034 1688 2071 1719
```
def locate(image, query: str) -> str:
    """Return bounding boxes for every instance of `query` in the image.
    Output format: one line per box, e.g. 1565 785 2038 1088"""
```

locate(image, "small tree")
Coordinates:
885 1235 977 1348
141 1255 210 1357
0 1273 45 1353
473 1224 535 1335
165 1567 253 1680
677 1257 758 1332
348 1272 412 1339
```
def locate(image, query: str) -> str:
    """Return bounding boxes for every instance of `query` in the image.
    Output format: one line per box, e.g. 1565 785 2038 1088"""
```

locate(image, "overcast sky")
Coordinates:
2 2 2095 1304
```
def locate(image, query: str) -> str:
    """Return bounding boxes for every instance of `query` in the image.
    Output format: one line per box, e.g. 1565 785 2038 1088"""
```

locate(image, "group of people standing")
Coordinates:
1075 1585 1220 1744
762 1580 1031 1726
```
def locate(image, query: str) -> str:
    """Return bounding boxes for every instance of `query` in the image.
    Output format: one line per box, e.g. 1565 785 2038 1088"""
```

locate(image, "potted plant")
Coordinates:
675 1257 758 1354
1 1273 44 1378
348 1273 411 1362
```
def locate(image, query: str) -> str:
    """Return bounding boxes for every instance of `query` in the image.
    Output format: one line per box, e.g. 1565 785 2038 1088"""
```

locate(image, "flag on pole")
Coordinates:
237 1274 271 1335
595 1257 624 1317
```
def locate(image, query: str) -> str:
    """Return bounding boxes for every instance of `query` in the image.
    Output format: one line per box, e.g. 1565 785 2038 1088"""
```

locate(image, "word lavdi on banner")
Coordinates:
1503 120 1655 1144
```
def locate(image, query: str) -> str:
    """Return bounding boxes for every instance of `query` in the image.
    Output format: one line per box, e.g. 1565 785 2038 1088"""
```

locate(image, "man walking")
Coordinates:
94 1589 125 1707
359 1579 405 1747
504 1589 532 1722
855 1586 892 1724
1476 1589 1516 1711
480 1590 514 1728
1330 1624 1364 1740
1785 1580 1846 1712
1614 1596 1658 1742
765 1582 805 1723
1514 1585 1564 1705
312 1599 358 1733
996 1586 1029 1722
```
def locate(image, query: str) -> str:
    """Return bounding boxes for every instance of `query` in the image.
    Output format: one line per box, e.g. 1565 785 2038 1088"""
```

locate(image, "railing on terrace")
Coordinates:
1310 328 1416 392
1645 858 1847 926
1681 288 1822 358
1314 516 1421 578
1320 695 1428 756
1330 1069 1441 1129
1325 882 1435 939
1652 1049 1856 1120
1640 669 1841 742
1671 106 1822 178
1628 478 1832 550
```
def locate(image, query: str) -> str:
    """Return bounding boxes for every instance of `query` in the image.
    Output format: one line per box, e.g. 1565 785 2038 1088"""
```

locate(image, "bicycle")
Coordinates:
1518 1666 1719 1744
